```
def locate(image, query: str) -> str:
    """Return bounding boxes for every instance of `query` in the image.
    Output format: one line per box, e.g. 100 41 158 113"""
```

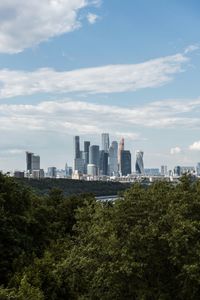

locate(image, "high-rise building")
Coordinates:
26 152 33 172
32 155 40 170
74 136 80 159
161 165 168 176
80 151 87 174
26 152 40 173
65 163 72 177
120 150 131 176
74 158 85 174
118 138 124 173
87 164 98 177
101 133 110 152
135 150 144 174
32 169 44 180
47 167 57 178
174 166 181 176
109 141 118 176
196 163 200 176
89 145 100 170
99 150 108 175
84 141 90 164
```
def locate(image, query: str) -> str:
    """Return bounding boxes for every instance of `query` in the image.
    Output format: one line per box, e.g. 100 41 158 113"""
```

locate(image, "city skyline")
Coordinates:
0 1 200 171
18 133 200 175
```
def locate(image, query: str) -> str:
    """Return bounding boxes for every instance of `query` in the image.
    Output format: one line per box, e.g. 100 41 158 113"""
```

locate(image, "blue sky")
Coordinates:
0 0 200 171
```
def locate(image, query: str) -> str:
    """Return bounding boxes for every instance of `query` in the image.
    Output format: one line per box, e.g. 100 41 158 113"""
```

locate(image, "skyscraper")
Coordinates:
74 158 85 174
74 136 80 159
26 151 33 172
99 150 108 175
109 141 118 176
26 152 40 173
161 165 168 176
101 133 110 152
32 155 40 170
84 141 90 165
89 145 100 170
47 167 57 178
135 150 144 174
120 150 131 176
118 138 124 174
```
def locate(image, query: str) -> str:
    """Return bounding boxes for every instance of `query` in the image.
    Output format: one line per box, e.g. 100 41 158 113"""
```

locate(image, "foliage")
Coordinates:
16 177 131 196
1 173 200 299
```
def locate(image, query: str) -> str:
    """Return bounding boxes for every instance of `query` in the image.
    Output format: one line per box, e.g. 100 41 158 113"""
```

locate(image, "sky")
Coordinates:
0 0 200 171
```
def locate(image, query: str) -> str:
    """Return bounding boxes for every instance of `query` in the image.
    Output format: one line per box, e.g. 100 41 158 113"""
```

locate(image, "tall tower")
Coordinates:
109 141 118 176
26 152 40 173
89 145 100 169
32 155 40 170
26 152 33 172
99 150 108 176
84 141 90 165
101 133 110 152
118 138 124 174
135 150 144 174
74 136 80 159
120 150 131 176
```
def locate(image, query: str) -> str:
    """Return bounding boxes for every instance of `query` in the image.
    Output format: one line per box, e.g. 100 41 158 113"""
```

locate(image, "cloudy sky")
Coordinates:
0 0 200 171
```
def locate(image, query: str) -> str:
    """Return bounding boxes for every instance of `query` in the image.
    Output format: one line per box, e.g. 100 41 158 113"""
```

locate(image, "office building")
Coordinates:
26 151 33 172
135 150 144 174
101 133 110 152
145 168 160 176
120 150 131 176
109 141 118 176
89 145 100 169
174 166 181 176
161 165 168 176
118 138 124 173
74 158 85 174
14 171 24 178
47 167 57 178
32 169 44 180
87 164 98 177
26 152 40 173
84 141 90 164
65 163 72 177
74 136 80 159
32 155 40 170
100 150 108 175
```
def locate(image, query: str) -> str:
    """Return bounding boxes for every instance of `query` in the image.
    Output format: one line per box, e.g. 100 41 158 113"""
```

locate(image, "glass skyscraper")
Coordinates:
101 133 110 152
120 150 131 176
89 145 100 169
135 150 144 174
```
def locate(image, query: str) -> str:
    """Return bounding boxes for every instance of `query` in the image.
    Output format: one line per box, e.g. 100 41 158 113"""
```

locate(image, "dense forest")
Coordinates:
1 173 200 299
16 178 131 196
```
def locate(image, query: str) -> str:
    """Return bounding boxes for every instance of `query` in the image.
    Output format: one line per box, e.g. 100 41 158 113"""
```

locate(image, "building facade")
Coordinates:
101 133 110 152
74 136 80 159
89 145 100 170
120 150 131 176
135 150 144 174
109 141 118 176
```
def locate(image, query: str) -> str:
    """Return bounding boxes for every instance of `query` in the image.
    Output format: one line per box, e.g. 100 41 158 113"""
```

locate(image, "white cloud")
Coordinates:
170 147 182 155
87 13 99 24
184 44 199 54
0 97 200 170
0 53 188 98
0 97 200 138
189 141 200 151
0 0 100 54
